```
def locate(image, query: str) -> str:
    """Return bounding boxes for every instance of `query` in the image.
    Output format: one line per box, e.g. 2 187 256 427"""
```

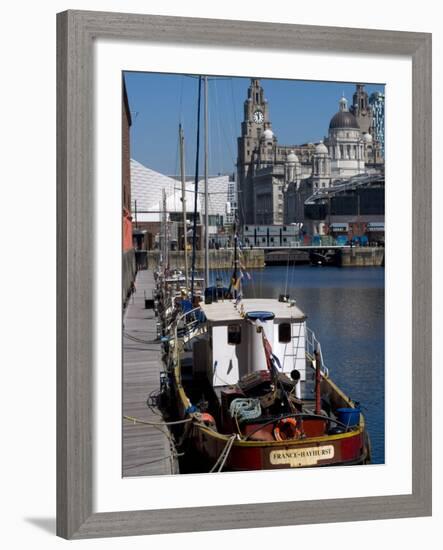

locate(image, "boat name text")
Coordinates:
270 445 335 467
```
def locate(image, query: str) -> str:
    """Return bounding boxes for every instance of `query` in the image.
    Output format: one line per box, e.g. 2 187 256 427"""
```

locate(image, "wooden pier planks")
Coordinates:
122 269 177 477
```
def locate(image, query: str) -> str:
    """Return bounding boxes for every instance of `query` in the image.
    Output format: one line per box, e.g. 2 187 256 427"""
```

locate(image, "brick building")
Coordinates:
122 78 136 304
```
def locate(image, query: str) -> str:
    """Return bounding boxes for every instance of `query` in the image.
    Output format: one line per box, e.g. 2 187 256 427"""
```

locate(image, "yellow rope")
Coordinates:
123 415 192 427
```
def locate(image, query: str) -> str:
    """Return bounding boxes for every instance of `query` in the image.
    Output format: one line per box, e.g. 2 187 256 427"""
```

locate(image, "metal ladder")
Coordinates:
282 321 305 371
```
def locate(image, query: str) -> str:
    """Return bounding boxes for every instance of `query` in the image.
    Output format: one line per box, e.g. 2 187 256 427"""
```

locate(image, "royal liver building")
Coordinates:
237 79 383 226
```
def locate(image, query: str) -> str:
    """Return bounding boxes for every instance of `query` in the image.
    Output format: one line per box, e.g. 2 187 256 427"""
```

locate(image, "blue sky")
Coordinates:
124 72 384 176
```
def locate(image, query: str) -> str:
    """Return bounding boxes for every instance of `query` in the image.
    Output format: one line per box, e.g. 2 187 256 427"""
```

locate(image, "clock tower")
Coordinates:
241 78 270 140
237 78 273 225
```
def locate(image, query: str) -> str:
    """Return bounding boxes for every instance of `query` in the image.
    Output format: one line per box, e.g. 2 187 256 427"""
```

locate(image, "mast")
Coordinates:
179 124 189 289
162 188 168 272
228 219 239 299
204 75 210 288
191 76 202 300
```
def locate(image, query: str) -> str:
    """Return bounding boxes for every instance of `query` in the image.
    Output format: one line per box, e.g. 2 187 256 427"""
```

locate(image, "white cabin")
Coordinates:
198 298 308 393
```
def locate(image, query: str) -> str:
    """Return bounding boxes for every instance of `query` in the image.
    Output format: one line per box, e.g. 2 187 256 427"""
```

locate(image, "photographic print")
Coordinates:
122 72 385 476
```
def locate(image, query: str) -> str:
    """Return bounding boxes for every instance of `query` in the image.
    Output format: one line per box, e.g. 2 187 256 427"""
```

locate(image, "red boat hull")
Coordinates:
192 425 368 470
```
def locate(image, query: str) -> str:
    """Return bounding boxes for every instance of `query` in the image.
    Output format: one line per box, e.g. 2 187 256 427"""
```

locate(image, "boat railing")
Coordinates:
172 307 206 351
305 326 329 377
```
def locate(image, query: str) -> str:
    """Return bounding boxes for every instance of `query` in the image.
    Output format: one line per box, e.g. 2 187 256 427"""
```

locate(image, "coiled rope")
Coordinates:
229 398 262 423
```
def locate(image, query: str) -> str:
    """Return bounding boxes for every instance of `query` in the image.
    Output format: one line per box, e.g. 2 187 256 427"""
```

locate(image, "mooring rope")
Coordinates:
123 415 192 427
209 434 237 473
124 452 185 471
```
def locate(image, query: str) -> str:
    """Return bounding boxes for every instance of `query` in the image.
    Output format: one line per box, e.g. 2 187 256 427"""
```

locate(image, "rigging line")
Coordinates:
213 79 232 173
171 185 228 196
290 241 297 294
214 78 236 166
230 77 240 136
233 188 257 298
284 246 291 297
211 79 221 176
225 79 236 159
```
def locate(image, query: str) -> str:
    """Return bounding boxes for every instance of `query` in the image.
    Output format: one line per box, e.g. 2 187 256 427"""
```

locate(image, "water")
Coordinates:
239 265 385 464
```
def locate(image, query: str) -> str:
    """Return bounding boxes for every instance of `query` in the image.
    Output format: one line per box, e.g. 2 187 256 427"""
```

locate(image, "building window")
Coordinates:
228 325 241 345
278 323 291 343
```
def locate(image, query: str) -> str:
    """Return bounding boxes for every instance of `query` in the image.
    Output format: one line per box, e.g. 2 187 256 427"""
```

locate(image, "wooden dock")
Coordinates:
122 269 177 477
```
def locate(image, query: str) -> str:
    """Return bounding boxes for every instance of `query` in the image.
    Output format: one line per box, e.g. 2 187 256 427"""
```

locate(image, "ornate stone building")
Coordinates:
237 79 315 225
237 79 384 226
328 95 366 179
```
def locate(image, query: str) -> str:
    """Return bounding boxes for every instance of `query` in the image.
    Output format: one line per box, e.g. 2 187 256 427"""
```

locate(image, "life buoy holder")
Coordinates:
273 417 302 441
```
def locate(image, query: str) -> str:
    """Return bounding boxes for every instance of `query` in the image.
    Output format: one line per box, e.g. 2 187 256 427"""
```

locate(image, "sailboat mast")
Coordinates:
179 124 189 290
162 188 168 271
190 76 202 300
204 75 209 289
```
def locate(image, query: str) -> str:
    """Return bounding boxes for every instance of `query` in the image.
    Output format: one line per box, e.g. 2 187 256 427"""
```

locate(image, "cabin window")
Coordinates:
278 323 291 343
227 325 241 345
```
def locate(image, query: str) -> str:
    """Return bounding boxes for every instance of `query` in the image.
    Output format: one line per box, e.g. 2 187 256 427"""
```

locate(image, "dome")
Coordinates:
329 95 359 130
329 111 360 130
286 150 299 163
363 132 373 143
315 141 329 154
262 128 274 140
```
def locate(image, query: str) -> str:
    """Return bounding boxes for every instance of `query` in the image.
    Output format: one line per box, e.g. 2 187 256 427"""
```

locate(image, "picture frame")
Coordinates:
56 9 432 539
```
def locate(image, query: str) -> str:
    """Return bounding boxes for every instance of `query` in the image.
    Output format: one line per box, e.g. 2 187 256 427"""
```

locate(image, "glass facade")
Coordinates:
369 92 385 158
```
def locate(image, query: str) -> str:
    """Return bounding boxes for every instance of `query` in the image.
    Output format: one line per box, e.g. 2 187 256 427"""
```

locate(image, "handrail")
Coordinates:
171 306 205 357
305 327 329 377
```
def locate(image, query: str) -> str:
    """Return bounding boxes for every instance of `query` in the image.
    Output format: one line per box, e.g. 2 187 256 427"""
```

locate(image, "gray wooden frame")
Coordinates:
57 10 432 539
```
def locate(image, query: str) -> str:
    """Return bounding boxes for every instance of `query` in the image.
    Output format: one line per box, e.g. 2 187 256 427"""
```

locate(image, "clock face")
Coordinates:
253 110 264 124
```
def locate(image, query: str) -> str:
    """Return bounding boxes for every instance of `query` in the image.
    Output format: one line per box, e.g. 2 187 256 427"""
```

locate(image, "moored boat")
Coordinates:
161 293 371 472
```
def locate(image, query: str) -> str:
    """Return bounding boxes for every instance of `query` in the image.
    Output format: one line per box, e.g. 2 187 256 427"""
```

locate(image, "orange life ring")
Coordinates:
200 412 216 428
273 417 302 441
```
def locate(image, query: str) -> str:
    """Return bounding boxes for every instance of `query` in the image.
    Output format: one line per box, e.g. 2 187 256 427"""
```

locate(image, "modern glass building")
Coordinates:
369 91 385 158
